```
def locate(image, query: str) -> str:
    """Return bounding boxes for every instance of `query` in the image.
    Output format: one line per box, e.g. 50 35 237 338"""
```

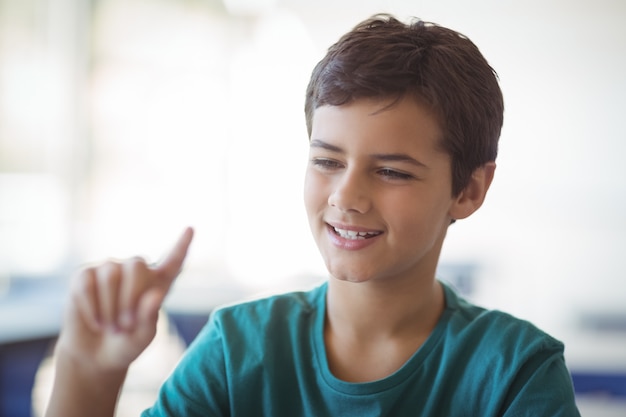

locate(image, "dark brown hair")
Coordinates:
304 14 504 196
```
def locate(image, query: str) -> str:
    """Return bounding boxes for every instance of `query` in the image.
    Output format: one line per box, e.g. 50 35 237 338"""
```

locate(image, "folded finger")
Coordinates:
71 267 102 333
96 261 123 330
118 257 151 330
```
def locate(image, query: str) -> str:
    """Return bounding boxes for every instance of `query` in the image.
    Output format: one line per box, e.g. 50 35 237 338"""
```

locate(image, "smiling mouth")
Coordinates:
331 226 382 240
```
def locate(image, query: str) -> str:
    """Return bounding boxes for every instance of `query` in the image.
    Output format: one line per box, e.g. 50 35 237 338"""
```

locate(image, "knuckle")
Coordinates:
72 267 95 292
123 257 152 283
126 256 148 272
129 255 147 265
96 260 123 285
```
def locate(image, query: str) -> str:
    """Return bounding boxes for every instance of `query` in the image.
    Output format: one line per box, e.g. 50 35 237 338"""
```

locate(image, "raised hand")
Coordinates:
57 227 194 371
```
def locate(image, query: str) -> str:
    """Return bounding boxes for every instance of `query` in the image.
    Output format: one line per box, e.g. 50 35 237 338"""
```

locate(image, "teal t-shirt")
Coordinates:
143 282 580 416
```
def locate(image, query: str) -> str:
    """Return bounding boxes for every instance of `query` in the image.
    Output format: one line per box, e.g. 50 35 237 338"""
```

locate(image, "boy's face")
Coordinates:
304 97 458 284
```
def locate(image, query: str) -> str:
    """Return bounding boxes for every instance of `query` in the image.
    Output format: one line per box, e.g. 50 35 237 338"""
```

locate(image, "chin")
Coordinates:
327 266 377 284
332 275 367 284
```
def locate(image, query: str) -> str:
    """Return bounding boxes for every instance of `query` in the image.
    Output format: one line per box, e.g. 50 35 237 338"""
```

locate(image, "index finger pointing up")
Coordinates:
153 227 194 286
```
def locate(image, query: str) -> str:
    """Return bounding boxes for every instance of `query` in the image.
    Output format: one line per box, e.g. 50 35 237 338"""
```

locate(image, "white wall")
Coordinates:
2 0 624 338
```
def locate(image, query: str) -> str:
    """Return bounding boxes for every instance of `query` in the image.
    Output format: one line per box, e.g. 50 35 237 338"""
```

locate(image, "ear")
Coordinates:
449 162 496 221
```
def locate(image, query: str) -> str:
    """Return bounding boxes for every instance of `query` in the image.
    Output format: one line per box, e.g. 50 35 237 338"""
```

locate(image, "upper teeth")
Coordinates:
334 227 379 240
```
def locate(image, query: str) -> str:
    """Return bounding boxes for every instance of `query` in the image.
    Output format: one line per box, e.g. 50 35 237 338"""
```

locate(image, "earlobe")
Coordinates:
449 162 496 221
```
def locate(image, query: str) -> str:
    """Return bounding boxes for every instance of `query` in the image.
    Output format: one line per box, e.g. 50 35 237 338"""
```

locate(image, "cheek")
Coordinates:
384 193 451 235
303 170 327 216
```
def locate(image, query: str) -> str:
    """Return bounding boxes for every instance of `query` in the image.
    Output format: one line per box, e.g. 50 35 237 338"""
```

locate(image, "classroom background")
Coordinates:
1 0 625 416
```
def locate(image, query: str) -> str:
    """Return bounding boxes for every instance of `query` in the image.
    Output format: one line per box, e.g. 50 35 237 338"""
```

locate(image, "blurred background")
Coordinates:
1 0 625 415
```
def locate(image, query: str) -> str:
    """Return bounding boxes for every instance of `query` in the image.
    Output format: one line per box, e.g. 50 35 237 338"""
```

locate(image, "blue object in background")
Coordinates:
0 337 55 417
0 276 65 417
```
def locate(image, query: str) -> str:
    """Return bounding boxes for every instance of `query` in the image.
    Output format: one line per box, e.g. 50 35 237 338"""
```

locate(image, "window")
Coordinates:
0 0 324 296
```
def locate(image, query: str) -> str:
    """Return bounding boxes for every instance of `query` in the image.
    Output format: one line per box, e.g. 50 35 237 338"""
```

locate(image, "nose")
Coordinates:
327 168 371 214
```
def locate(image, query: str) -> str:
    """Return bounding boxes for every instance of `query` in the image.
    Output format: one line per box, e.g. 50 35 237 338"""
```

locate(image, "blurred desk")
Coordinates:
164 280 249 346
564 315 626 415
0 278 65 417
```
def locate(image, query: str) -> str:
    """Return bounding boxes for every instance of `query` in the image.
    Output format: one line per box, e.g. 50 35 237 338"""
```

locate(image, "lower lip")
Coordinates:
326 225 381 250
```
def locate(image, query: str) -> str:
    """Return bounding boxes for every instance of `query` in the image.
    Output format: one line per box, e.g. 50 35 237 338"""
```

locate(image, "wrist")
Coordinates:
46 344 128 417
54 337 129 380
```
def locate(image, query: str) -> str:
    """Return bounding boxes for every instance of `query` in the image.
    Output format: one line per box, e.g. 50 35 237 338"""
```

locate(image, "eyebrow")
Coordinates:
310 139 428 168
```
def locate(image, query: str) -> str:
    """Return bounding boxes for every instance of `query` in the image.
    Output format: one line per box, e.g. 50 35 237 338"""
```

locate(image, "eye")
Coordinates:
377 168 414 180
311 158 343 171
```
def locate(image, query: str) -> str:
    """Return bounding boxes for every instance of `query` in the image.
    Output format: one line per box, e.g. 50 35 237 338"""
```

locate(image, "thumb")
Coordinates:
132 287 168 348
136 286 165 328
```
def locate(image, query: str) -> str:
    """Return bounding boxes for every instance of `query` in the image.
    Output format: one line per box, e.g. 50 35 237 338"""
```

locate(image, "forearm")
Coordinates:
45 349 128 417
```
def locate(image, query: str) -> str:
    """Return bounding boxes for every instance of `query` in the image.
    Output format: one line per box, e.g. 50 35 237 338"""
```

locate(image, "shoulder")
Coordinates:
207 282 326 334
215 282 325 315
437 284 579 415
441 283 565 364
182 282 326 370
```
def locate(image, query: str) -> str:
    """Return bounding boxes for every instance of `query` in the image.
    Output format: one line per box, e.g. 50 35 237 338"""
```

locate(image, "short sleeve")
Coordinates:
501 347 581 417
141 311 230 417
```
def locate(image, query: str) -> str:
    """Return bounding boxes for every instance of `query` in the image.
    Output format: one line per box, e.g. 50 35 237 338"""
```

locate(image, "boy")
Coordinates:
45 14 580 416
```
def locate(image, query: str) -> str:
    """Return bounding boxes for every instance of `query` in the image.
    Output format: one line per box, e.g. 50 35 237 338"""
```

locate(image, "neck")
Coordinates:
326 275 445 341
323 276 446 382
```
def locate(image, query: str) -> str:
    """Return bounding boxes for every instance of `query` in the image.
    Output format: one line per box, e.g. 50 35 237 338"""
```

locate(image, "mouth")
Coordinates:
329 225 383 240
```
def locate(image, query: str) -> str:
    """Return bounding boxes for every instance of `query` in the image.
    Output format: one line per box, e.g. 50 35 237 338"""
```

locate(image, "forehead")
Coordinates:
310 97 444 154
